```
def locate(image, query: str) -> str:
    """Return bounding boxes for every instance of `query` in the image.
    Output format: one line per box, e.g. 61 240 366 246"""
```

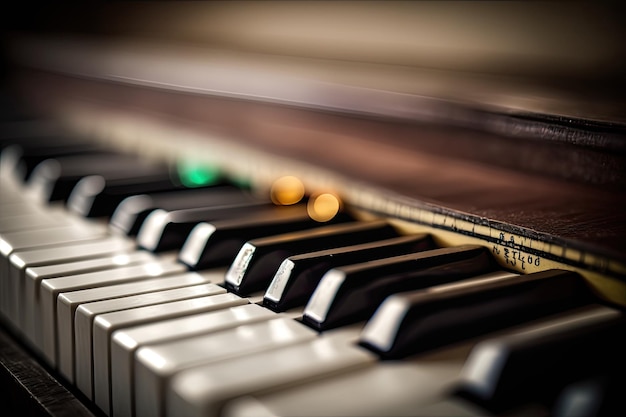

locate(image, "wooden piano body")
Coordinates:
0 3 625 417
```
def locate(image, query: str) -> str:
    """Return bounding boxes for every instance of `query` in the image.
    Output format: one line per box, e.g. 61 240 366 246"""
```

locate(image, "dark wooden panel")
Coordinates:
0 324 98 417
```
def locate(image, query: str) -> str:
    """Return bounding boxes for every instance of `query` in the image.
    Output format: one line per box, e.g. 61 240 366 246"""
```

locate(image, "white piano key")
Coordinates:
221 340 474 417
111 303 277 417
135 317 317 417
22 250 155 350
38 259 187 365
1 224 108 323
74 286 236 402
0 177 23 203
225 394 489 417
56 271 216 382
18 238 140 279
0 222 107 256
0 200 43 215
0 211 72 233
167 333 377 417
0 222 108 262
10 236 139 337
83 292 246 414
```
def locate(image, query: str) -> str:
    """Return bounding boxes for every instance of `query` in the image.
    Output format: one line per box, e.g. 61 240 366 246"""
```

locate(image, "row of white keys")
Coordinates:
0 175 52 320
167 326 376 416
27 252 162 355
12 236 140 341
133 317 318 417
39 258 188 364
168 329 376 417
56 270 220 382
85 292 249 415
110 304 277 417
76 285 233 398
1 207 109 324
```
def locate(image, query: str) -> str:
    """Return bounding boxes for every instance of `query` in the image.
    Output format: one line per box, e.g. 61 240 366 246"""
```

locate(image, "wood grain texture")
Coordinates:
0 324 98 417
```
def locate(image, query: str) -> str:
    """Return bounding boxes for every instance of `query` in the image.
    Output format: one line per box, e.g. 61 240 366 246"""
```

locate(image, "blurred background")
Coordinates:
2 1 626 116
1 1 625 191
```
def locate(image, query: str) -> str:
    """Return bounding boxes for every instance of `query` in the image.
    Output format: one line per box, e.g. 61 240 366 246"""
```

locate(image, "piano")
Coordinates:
1 2 625 417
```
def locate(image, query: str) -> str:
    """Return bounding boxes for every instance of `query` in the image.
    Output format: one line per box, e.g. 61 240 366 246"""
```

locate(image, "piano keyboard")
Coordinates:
1 127 624 417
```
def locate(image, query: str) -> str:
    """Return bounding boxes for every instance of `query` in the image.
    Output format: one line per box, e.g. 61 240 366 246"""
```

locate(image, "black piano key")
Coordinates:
302 245 497 331
358 269 597 359
0 137 109 182
178 205 353 270
135 201 273 252
224 220 401 296
109 186 261 236
453 305 626 413
263 234 435 312
66 172 186 218
26 153 172 203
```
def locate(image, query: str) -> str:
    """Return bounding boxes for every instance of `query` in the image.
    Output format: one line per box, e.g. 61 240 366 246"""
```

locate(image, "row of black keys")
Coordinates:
1 132 624 416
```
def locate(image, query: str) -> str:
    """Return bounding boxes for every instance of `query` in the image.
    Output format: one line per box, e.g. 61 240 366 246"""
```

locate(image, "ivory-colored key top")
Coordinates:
167 334 376 417
21 249 154 350
84 292 246 414
219 341 475 417
135 317 317 417
0 224 108 323
0 223 107 258
111 304 276 417
56 271 216 382
11 236 139 338
38 260 187 365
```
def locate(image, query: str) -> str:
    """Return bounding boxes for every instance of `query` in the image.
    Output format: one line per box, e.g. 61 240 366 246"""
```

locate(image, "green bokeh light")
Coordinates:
177 160 221 188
